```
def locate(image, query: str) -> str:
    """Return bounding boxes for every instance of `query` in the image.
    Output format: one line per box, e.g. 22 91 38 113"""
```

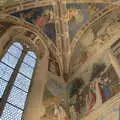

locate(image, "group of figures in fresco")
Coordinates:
68 64 120 120
41 104 69 120
41 63 120 120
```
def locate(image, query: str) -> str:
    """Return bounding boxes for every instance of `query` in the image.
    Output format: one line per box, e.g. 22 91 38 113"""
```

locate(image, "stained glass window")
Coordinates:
28 51 37 59
0 42 22 97
19 63 34 79
0 103 23 120
14 73 31 92
8 86 27 109
8 44 22 58
0 42 37 120
23 55 36 68
0 78 7 98
0 62 13 81
1 52 19 68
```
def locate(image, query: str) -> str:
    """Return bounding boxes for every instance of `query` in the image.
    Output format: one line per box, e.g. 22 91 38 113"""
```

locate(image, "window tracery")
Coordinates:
0 41 37 120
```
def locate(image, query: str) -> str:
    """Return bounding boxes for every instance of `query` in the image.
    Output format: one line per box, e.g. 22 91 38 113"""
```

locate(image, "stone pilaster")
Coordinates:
24 50 49 120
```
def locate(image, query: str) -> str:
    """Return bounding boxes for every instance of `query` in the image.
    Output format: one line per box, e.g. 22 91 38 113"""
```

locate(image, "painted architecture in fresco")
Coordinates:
12 6 56 42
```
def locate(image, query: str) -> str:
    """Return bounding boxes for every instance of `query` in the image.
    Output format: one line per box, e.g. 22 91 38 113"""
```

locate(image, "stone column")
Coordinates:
24 50 49 120
108 49 120 80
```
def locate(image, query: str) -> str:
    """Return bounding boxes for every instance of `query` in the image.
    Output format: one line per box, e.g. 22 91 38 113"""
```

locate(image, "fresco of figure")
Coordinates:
58 106 68 120
88 3 99 17
75 95 84 120
70 105 78 120
35 9 54 28
54 104 60 119
92 78 103 109
101 77 111 102
65 6 84 39
85 77 104 113
85 82 96 113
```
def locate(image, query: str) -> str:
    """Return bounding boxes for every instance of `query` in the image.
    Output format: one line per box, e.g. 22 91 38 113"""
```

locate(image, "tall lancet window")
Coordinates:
0 42 37 120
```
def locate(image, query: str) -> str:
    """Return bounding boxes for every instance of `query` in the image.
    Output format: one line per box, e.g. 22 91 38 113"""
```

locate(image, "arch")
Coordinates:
0 25 46 59
0 17 51 119
70 3 120 55
0 16 60 70
69 4 120 81
69 34 120 82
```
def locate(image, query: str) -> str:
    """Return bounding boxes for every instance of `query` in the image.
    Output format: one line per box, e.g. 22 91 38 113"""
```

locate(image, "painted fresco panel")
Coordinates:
66 3 107 40
40 103 68 120
11 6 56 42
68 55 120 119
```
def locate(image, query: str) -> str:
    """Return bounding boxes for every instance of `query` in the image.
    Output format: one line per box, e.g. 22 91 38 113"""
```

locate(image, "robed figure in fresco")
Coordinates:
35 9 56 41
35 9 54 28
85 82 96 113
85 77 103 113
101 77 111 102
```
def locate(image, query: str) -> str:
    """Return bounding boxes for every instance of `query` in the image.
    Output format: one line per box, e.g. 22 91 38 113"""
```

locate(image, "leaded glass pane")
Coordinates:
0 78 8 98
1 52 18 68
14 73 31 92
19 63 34 79
8 45 22 58
23 55 36 68
0 62 13 81
8 86 27 109
13 42 23 50
28 51 37 59
0 103 23 120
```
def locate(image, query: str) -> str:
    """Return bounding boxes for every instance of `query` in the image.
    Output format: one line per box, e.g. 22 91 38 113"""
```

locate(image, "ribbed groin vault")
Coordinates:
0 0 120 120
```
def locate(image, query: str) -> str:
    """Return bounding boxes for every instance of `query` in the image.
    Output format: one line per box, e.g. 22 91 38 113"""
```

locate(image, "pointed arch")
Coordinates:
0 42 37 120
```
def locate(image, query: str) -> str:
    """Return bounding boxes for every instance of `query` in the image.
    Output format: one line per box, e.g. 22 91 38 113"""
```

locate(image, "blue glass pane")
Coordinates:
0 62 13 81
14 73 31 92
13 42 23 50
1 103 23 120
19 63 34 79
8 86 27 109
28 51 37 59
8 45 22 58
0 78 8 98
1 52 18 68
23 55 36 68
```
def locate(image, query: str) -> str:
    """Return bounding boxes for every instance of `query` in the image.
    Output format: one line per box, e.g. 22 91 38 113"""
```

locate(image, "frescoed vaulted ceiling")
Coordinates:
0 0 120 116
